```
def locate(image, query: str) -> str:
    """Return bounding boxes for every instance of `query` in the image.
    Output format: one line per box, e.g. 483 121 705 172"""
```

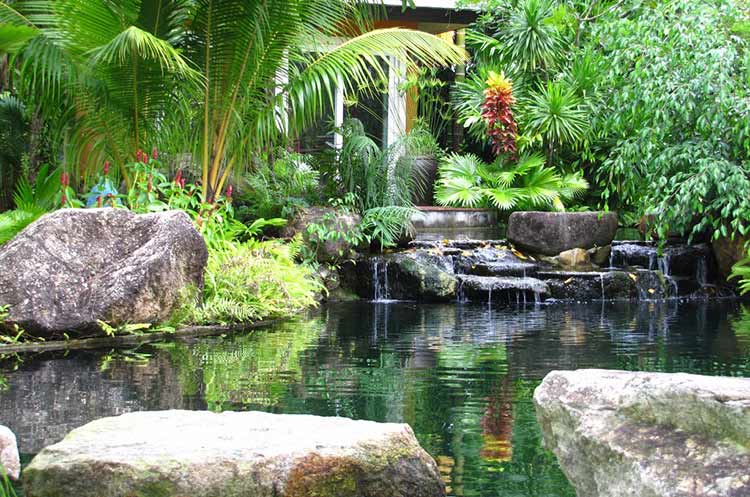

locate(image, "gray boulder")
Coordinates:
283 206 363 262
534 369 750 497
0 425 19 480
23 410 444 497
507 211 618 256
0 209 207 337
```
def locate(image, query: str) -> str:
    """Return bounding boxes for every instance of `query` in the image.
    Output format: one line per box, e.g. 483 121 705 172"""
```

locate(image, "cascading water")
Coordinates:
372 260 390 302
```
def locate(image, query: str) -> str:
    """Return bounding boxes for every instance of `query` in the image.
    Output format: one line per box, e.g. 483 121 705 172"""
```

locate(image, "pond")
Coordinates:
2 300 750 496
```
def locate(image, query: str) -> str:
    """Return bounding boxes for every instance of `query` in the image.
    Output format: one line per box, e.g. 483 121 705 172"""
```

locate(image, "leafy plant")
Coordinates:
584 0 750 238
435 152 588 211
0 465 17 497
187 240 323 325
522 80 589 164
236 152 320 221
5 0 466 201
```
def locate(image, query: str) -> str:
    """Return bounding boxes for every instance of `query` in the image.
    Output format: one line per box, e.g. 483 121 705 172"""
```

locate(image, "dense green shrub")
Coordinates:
586 0 750 238
186 240 323 325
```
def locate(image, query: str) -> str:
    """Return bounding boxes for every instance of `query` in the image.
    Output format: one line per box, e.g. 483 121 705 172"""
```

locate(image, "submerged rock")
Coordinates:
23 410 444 497
0 425 19 480
0 209 207 337
534 369 750 497
507 211 618 256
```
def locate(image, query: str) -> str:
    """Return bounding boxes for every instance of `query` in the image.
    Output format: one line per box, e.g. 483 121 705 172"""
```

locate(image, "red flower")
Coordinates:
174 169 183 186
225 184 233 200
136 150 142 162
151 147 158 160
143 152 149 164
180 178 186 189
61 193 67 206
96 196 103 208
60 172 69 187
482 72 518 159
103 161 110 176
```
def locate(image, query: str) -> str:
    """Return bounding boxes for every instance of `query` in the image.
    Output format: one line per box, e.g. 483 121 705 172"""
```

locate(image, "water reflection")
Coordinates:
1 301 749 497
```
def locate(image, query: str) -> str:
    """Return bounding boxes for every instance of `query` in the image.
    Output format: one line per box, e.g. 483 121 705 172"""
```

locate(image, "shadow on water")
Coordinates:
1 301 750 497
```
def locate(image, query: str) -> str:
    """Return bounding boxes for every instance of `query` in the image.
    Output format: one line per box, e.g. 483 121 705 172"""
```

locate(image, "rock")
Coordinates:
457 275 548 303
542 271 637 300
534 369 750 497
587 245 611 267
0 425 19 480
557 248 591 269
23 410 444 497
378 252 457 301
0 209 207 337
711 235 748 280
507 211 618 256
283 206 363 262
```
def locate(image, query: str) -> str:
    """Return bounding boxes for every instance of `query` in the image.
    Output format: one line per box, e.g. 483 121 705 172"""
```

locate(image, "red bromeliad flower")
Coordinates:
225 184 233 200
152 146 158 160
103 160 110 175
481 71 518 159
174 169 183 187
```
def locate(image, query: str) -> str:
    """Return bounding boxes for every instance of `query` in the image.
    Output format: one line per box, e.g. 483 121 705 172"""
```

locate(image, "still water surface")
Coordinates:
2 301 750 496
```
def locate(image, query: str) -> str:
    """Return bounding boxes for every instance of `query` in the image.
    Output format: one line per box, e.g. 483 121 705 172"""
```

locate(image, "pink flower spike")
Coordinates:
152 147 158 160
226 184 233 200
103 161 110 175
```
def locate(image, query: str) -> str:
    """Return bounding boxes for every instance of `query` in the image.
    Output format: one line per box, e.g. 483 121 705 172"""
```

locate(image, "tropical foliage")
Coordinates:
1 0 465 201
185 239 323 325
435 152 588 210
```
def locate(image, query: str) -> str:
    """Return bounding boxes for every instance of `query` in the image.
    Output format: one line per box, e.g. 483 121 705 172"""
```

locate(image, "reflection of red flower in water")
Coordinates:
482 71 518 159
480 377 514 462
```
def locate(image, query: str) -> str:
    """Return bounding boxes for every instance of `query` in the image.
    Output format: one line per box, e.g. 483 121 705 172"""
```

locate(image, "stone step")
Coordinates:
457 275 549 303
467 261 540 277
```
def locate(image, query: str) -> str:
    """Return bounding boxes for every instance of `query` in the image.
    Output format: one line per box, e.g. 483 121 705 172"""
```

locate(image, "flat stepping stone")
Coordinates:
23 410 444 497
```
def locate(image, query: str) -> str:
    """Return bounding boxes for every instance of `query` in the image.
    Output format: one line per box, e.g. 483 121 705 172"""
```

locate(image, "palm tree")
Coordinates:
2 0 466 201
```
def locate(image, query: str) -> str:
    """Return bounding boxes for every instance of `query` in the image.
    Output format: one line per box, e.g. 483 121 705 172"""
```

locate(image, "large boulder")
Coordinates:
507 211 618 256
0 209 207 337
534 369 750 497
711 235 748 281
23 410 444 497
283 206 362 262
0 425 20 480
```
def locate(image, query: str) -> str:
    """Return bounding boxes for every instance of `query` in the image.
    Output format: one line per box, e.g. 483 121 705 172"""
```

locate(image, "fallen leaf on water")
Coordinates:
628 273 637 282
648 288 655 294
564 277 574 284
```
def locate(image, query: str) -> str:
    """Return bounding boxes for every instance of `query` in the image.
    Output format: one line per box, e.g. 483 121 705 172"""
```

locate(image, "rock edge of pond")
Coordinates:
534 369 750 497
0 320 278 355
23 410 445 497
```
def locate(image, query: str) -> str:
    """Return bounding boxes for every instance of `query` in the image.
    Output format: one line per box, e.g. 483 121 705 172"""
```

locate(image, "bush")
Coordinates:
185 240 323 325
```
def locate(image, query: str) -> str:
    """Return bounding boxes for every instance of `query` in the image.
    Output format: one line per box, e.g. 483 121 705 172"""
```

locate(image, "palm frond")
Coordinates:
435 176 484 207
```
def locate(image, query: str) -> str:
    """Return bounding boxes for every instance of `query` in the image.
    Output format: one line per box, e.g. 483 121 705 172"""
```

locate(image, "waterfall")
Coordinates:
696 257 707 287
599 273 606 301
372 260 390 301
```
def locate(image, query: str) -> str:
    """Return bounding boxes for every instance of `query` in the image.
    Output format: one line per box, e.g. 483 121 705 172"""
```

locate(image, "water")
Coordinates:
2 301 750 496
